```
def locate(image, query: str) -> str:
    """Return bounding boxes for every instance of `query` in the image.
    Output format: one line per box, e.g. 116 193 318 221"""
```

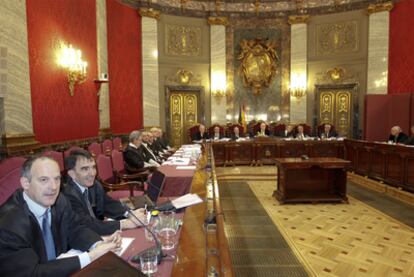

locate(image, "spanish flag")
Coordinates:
238 104 246 130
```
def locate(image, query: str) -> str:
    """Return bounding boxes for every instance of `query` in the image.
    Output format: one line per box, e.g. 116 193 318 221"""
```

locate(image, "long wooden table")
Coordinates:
344 139 414 193
274 157 350 204
212 139 344 166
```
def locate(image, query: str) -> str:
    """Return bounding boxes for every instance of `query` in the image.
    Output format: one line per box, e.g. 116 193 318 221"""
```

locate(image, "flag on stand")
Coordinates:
238 104 246 130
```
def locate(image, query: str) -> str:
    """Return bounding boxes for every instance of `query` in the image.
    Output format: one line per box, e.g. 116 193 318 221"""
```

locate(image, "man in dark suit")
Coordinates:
192 124 209 141
256 122 270 137
0 156 121 276
405 125 414 145
320 124 338 139
124 130 160 169
388 126 408 144
62 149 145 236
231 126 242 140
212 126 224 140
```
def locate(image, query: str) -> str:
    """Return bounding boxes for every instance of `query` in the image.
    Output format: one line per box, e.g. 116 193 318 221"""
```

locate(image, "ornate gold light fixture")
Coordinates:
57 44 87 96
290 72 307 99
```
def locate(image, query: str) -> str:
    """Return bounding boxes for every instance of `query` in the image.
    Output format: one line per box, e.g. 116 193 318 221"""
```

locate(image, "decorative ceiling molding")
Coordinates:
366 1 393 14
123 0 399 19
138 7 161 20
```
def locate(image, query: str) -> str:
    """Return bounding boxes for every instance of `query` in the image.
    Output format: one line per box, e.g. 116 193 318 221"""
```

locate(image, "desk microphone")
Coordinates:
121 203 164 264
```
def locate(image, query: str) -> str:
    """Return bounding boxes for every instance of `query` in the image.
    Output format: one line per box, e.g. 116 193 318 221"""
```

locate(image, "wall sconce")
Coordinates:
211 71 226 101
290 72 307 99
57 44 87 96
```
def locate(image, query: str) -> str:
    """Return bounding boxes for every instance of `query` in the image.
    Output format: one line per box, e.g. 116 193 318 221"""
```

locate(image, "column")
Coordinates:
96 0 110 134
0 0 37 150
289 15 309 124
366 2 393 94
140 8 160 127
208 17 228 125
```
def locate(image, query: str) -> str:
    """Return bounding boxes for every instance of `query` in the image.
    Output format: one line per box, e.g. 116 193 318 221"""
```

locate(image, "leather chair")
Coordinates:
112 137 123 151
226 124 245 137
102 139 113 155
0 168 21 205
317 123 336 137
273 123 286 136
188 124 201 142
42 150 64 173
64 146 84 159
246 120 257 137
208 124 225 138
295 123 312 136
253 121 269 135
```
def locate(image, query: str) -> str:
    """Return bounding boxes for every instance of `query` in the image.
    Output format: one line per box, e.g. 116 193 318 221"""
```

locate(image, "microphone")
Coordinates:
121 203 164 264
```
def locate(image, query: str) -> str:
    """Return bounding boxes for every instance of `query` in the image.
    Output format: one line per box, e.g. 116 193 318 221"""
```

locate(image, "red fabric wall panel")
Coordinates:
365 95 389 141
26 0 99 144
106 0 143 134
389 94 411 134
388 0 414 94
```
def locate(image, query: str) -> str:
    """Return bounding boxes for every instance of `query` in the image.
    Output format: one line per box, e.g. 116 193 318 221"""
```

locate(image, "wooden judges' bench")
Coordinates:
212 138 344 166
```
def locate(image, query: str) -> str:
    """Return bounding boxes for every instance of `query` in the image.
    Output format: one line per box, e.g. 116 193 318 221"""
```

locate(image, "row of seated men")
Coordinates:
0 127 174 276
192 122 339 141
388 125 414 145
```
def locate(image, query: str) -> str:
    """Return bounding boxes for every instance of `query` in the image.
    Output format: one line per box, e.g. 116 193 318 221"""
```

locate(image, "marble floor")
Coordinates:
216 166 414 277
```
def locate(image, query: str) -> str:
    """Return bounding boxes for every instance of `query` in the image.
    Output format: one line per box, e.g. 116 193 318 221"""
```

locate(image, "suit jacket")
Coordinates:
0 190 101 277
62 178 126 235
123 145 146 169
388 132 408 143
320 130 338 138
192 131 209 141
256 129 270 137
295 133 309 140
141 143 161 163
405 136 414 145
158 137 170 150
230 133 242 140
212 133 224 140
277 130 294 138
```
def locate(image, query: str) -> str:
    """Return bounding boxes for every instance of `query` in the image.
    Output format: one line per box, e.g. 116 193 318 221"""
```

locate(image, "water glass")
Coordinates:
157 212 179 250
140 249 158 275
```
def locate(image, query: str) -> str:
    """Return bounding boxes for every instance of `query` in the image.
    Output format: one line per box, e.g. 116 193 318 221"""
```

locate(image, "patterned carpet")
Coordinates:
216 166 414 277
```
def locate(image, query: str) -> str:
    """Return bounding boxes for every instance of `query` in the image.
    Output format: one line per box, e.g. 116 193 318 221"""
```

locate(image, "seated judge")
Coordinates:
295 125 309 140
192 124 209 141
256 122 270 137
124 130 159 169
388 126 408 144
147 132 166 162
0 156 121 276
405 125 414 145
278 124 294 138
212 126 224 140
320 123 338 139
141 131 163 164
231 126 242 140
151 127 174 152
62 149 146 236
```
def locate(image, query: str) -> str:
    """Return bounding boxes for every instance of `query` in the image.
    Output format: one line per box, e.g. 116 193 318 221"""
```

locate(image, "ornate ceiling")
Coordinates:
122 0 397 19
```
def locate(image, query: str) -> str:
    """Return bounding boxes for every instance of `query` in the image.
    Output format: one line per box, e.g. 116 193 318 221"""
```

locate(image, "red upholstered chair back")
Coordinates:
226 124 244 136
64 146 83 159
102 139 113 154
111 150 125 173
88 142 102 158
273 123 286 134
42 150 64 172
246 120 257 136
0 168 21 205
96 154 115 184
112 137 122 151
208 124 225 137
0 157 26 179
188 124 201 142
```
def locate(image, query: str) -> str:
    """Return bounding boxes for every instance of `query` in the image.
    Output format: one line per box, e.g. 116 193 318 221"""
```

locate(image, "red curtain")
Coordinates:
26 0 99 144
106 0 143 134
388 0 414 94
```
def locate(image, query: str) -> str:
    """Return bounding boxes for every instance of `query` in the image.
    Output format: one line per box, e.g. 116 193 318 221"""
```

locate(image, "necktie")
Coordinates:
83 190 96 218
42 209 56 260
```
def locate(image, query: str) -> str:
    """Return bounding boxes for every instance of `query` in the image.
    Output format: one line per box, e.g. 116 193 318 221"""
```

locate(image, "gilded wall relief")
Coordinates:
166 69 201 86
315 66 357 85
165 24 201 56
336 91 351 137
237 38 279 95
320 92 334 124
316 21 358 55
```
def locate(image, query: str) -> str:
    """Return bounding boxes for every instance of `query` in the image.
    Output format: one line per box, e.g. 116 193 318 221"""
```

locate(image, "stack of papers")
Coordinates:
172 193 203 209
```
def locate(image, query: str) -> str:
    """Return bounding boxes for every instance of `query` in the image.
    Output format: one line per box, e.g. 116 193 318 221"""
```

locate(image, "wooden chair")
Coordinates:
102 139 113 155
253 121 269 135
112 137 123 151
0 157 26 179
110 149 149 190
208 124 225 137
187 124 201 142
95 154 143 197
295 123 312 136
88 142 103 158
0 168 21 205
226 124 244 137
273 123 286 136
246 120 257 136
42 150 64 173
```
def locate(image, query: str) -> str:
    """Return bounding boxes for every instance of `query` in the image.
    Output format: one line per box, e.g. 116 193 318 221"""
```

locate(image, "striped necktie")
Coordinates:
42 209 56 260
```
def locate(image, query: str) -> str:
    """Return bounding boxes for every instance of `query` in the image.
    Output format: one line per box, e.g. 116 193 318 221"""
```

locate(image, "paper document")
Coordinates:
176 165 196 170
99 236 135 257
172 193 203 209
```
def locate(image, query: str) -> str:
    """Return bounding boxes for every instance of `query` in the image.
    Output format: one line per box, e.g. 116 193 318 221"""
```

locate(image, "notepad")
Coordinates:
176 165 196 170
171 193 203 209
